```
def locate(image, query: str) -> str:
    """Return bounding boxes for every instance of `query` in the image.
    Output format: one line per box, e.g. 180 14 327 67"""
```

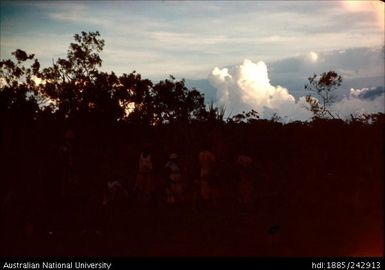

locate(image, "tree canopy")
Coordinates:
0 31 207 125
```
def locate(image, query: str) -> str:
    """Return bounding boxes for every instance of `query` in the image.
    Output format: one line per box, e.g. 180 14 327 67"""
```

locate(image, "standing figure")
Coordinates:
164 153 183 204
198 150 216 204
134 144 154 204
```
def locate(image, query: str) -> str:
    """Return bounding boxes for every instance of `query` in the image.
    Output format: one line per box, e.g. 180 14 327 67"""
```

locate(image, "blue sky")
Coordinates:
1 0 384 119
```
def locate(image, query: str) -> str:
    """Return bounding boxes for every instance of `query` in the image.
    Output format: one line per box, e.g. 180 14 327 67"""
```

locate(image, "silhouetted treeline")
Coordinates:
0 32 211 126
1 31 383 126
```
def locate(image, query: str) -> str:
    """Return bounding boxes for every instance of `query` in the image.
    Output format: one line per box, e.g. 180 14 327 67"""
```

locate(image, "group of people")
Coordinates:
131 143 258 208
56 128 259 212
0 128 261 243
53 129 261 222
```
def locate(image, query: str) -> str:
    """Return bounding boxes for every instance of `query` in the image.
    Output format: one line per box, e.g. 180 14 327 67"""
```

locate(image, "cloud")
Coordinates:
209 59 313 121
2 1 383 81
268 47 384 99
209 59 384 122
349 86 385 101
332 87 385 118
49 11 107 26
47 2 113 27
341 0 384 31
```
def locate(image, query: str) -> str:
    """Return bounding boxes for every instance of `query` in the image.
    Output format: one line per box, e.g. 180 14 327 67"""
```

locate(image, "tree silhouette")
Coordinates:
151 76 206 124
304 71 343 119
56 31 105 83
116 71 154 124
38 31 107 120
0 49 42 121
1 31 209 125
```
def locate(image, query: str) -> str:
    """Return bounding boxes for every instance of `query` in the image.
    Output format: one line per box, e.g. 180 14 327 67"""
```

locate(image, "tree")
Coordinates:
197 102 226 124
0 31 208 125
0 49 43 121
151 76 206 124
304 71 342 119
56 31 105 83
117 71 154 124
40 31 106 120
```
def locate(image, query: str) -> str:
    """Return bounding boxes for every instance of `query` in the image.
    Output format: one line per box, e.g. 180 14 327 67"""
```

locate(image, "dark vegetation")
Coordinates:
0 32 383 256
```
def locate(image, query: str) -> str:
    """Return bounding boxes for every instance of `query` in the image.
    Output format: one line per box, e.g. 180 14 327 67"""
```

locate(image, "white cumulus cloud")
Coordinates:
209 59 313 121
209 59 384 122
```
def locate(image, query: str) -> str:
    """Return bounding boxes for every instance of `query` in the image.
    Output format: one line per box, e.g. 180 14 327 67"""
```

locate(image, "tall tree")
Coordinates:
151 76 206 124
304 71 342 119
40 31 106 120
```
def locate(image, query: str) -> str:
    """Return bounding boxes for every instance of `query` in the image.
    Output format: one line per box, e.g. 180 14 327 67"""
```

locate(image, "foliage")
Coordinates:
228 109 259 124
304 71 342 119
0 49 42 120
198 102 226 124
0 31 207 124
151 76 206 124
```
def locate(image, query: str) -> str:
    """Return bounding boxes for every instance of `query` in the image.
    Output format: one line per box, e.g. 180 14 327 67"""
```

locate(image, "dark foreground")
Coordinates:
1 194 383 257
1 120 384 257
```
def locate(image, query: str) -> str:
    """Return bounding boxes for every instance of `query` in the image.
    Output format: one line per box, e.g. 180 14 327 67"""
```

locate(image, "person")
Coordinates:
198 149 216 204
164 153 183 204
134 144 154 203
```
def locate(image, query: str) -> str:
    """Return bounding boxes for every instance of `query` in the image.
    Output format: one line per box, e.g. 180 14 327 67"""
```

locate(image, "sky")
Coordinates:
1 0 384 120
